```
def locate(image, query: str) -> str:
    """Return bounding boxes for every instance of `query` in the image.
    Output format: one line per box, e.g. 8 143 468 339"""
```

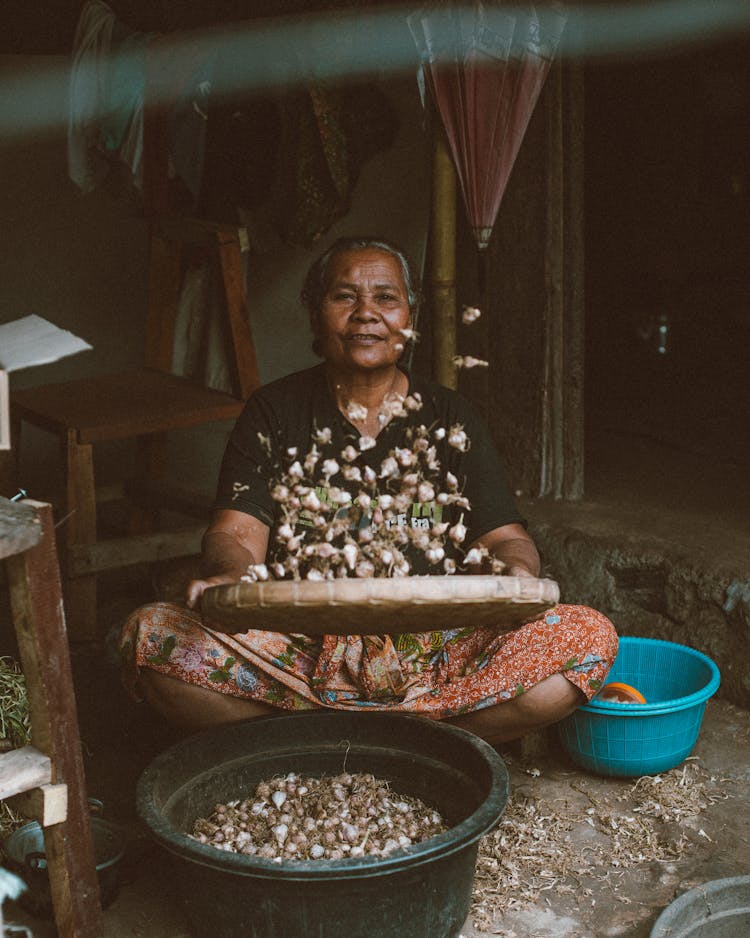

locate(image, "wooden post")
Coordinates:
540 59 565 498
431 123 458 389
5 500 103 937
562 62 586 500
539 61 585 499
0 432 16 501
130 432 167 536
63 430 98 640
0 369 9 451
216 230 261 400
133 227 180 536
144 229 182 373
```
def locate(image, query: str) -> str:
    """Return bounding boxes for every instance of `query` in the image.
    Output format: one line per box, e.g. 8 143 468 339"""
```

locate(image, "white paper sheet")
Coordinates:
0 314 92 372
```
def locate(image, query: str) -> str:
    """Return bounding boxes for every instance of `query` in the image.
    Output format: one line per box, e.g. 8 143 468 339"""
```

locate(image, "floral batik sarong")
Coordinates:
119 602 617 719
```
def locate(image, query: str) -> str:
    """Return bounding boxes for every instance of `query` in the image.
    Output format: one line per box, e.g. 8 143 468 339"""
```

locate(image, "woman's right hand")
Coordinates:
185 574 239 610
186 510 271 610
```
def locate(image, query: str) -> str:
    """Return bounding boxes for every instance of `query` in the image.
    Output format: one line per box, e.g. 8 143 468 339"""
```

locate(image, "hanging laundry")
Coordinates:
67 0 215 209
68 2 399 246
68 0 120 191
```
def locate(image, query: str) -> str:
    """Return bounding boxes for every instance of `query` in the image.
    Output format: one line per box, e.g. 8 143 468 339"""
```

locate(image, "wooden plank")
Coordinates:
129 432 167 535
144 230 182 373
158 216 247 247
65 433 97 558
12 370 245 444
0 497 41 560
5 500 103 936
8 782 68 826
562 62 586 500
540 62 586 499
68 524 204 576
540 60 566 498
0 746 51 799
217 235 260 400
0 368 9 450
64 432 97 641
0 446 16 501
537 61 585 500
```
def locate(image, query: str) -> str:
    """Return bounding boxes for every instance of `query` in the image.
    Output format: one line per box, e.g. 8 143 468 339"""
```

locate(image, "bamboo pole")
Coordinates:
430 124 457 389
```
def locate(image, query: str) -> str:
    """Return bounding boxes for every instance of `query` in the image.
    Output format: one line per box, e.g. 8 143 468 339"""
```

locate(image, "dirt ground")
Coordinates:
2 606 748 938
463 698 750 937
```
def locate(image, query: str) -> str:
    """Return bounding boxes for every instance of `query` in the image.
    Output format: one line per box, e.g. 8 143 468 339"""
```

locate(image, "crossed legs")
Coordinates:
137 667 583 742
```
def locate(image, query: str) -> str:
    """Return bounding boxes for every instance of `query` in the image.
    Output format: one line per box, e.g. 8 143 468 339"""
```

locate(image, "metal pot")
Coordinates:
1 802 127 918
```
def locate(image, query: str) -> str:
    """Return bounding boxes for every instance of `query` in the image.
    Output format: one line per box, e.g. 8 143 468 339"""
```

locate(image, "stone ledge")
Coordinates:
522 497 750 709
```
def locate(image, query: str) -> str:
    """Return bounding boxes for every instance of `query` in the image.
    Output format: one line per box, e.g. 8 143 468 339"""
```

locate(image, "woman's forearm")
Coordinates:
488 537 541 577
186 511 271 609
200 530 259 580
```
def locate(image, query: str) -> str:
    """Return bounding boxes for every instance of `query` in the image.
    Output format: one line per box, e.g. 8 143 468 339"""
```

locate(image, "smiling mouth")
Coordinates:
347 334 384 343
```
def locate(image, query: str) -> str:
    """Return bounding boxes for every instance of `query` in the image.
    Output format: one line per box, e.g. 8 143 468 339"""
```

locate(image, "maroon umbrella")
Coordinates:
409 2 567 250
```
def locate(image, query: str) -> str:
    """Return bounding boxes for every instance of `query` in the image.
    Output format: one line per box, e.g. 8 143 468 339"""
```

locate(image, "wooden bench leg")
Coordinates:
6 501 103 937
0 413 20 497
64 431 98 642
130 431 167 534
0 450 16 500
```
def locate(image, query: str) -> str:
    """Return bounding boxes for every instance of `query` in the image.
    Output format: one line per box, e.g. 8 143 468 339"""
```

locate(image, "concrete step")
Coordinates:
522 495 750 709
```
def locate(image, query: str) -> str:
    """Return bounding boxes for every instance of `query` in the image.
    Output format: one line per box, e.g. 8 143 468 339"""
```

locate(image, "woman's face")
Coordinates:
315 248 412 374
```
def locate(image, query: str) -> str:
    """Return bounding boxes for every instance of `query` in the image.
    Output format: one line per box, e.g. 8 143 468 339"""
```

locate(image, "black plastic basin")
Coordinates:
137 710 509 938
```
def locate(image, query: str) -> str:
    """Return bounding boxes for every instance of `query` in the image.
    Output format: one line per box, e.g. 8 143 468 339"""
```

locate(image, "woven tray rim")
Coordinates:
201 575 560 634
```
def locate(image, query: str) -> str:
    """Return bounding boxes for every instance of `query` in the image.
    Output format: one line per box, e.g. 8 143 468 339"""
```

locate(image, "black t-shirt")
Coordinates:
213 364 523 571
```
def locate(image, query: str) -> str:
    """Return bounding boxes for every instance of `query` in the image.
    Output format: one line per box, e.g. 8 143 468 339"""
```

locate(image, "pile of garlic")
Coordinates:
190 771 447 862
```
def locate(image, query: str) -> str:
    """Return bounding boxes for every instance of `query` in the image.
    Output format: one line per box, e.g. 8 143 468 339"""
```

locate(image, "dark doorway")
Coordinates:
584 36 750 521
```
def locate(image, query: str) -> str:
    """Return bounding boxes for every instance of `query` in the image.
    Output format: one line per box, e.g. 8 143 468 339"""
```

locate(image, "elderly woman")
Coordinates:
119 236 617 742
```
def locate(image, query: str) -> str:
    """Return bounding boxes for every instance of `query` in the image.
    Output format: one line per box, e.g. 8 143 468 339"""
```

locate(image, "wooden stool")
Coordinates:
1 497 102 936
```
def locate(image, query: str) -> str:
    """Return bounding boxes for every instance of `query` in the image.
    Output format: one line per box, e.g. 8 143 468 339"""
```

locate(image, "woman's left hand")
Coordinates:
470 522 541 578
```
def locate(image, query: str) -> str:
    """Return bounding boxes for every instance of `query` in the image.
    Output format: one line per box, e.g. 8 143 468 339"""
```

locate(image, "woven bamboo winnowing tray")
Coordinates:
201 575 560 635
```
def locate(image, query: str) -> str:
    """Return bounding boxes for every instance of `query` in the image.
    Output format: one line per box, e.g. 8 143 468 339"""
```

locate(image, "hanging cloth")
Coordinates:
266 81 399 246
68 0 214 208
67 0 118 191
